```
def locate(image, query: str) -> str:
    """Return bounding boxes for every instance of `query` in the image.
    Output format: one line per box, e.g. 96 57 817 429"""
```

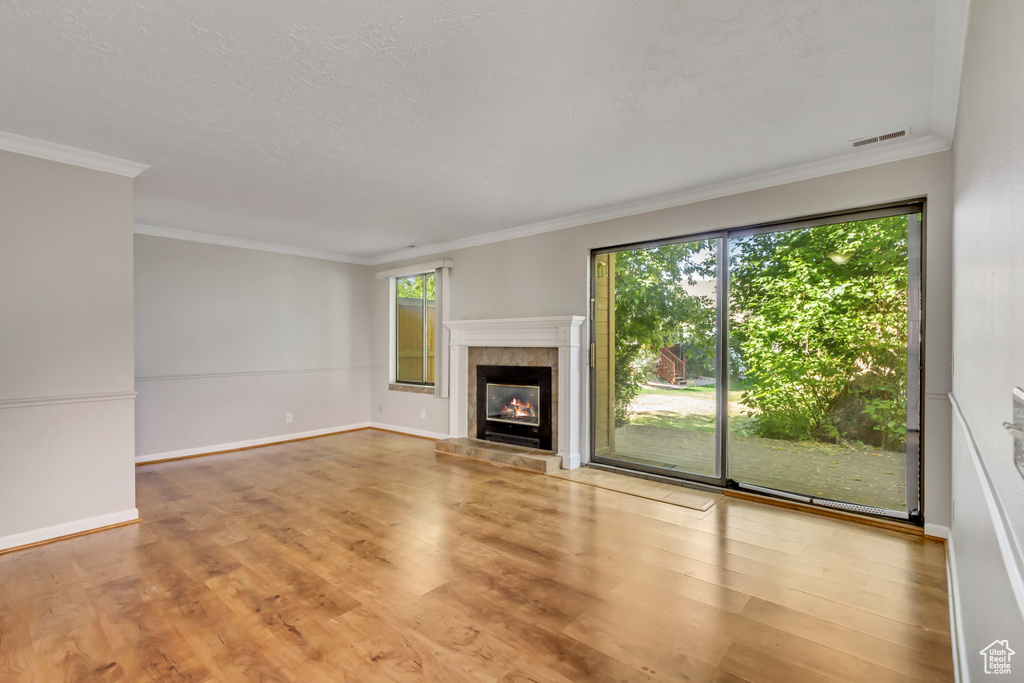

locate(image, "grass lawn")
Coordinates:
617 383 907 509
629 384 754 433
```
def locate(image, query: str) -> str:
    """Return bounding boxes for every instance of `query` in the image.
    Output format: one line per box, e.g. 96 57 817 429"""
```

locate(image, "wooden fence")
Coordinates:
396 297 435 383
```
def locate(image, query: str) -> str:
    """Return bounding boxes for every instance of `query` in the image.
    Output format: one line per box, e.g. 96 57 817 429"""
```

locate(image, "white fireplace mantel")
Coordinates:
445 316 586 469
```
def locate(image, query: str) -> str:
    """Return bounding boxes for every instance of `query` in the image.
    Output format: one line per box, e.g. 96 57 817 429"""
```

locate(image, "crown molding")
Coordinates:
0 130 149 178
364 134 950 265
932 0 971 145
135 134 950 268
134 224 369 265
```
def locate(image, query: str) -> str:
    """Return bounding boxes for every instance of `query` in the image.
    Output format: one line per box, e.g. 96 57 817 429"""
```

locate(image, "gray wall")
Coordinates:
949 1 1024 678
0 150 137 549
372 151 955 531
134 235 371 458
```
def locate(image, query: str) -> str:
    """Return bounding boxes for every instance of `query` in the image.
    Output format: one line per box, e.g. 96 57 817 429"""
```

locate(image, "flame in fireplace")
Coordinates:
501 397 536 420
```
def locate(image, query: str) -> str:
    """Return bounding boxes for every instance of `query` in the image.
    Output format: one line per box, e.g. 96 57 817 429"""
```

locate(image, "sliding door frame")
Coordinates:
589 199 925 522
591 231 730 488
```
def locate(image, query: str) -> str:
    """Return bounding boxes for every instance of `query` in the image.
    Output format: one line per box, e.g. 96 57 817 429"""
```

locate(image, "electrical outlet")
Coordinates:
285 413 293 423
420 409 426 419
378 404 383 414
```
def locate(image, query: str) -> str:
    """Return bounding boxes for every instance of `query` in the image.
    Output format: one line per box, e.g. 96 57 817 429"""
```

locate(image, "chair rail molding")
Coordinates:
0 391 137 410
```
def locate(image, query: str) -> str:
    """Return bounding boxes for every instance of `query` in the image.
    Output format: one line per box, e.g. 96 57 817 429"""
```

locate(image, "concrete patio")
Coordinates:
607 386 908 511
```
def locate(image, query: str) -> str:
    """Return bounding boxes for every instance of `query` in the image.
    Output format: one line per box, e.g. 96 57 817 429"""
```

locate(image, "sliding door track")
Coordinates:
737 483 914 521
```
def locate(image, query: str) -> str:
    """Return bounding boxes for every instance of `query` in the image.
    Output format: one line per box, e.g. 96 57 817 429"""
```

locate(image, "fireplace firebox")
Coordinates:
476 365 552 450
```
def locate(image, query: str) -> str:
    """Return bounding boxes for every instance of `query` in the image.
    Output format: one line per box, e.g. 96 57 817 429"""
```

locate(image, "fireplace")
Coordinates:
446 316 585 469
476 365 552 450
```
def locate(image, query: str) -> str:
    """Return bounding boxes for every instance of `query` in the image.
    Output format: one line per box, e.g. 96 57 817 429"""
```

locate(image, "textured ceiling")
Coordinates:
0 1 962 261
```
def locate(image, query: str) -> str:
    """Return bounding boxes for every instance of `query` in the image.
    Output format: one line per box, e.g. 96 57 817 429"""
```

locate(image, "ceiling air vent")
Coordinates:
851 127 909 148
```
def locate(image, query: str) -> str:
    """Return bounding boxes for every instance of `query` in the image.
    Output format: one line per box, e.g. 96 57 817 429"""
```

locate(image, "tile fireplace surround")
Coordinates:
445 316 585 469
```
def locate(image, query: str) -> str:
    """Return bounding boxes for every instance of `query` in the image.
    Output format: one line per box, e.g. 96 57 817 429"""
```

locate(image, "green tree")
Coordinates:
397 273 435 300
729 216 910 448
613 242 716 425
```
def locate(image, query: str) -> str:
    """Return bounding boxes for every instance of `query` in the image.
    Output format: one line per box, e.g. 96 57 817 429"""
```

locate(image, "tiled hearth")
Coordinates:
434 437 562 474
441 316 585 470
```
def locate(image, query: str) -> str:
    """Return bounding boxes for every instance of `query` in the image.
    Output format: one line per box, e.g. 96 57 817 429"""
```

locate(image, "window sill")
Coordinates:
389 383 435 395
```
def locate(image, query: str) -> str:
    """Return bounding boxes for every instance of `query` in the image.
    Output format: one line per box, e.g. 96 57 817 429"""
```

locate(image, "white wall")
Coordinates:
372 151 954 528
949 1 1024 678
134 235 372 459
0 150 137 550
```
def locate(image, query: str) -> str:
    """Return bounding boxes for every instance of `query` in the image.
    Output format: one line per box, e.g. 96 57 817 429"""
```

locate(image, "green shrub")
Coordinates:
730 216 910 447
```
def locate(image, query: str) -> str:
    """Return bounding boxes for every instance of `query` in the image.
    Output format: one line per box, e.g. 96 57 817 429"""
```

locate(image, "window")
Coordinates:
377 259 452 396
395 272 435 385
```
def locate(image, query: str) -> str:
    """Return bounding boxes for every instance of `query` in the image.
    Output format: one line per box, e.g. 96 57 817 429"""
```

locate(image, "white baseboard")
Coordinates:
0 507 139 552
369 422 450 441
946 534 969 683
925 523 950 539
135 422 372 464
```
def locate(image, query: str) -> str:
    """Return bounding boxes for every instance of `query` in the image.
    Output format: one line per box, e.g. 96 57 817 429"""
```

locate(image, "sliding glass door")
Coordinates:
592 205 922 519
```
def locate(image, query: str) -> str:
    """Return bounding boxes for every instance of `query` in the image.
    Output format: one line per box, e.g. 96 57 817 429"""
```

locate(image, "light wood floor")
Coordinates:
0 430 953 682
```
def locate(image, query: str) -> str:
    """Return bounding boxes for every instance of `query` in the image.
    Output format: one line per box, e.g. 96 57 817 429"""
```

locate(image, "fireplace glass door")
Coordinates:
486 384 541 426
477 365 553 451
